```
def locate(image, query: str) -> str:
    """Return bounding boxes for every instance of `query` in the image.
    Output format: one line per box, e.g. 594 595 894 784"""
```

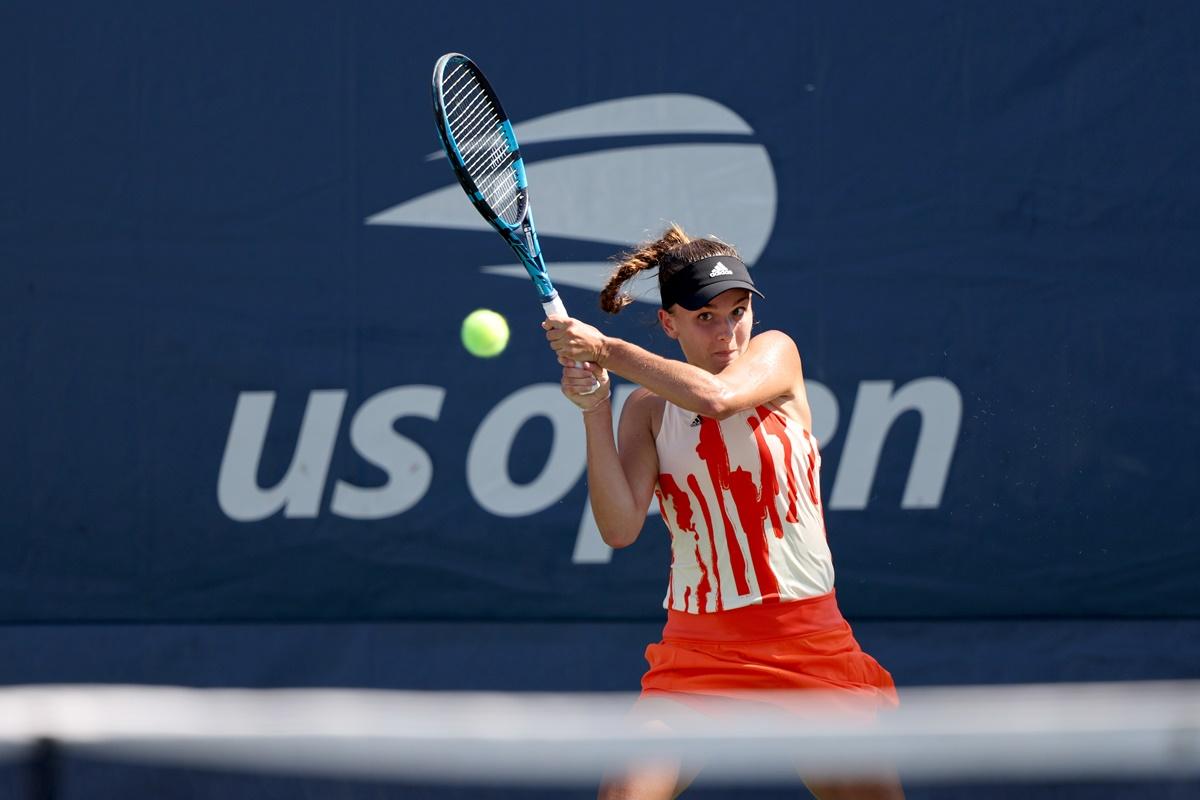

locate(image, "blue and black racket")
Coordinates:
432 52 569 320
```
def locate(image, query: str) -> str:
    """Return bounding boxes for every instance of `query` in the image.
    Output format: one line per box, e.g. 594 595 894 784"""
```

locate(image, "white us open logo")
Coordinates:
217 95 962 564
368 93 777 304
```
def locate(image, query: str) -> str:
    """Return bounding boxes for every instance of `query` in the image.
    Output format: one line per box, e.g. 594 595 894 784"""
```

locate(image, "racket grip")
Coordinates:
541 293 602 396
540 294 568 319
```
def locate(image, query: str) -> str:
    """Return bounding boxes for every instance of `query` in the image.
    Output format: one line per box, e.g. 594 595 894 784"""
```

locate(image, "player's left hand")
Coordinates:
557 357 610 411
543 317 608 364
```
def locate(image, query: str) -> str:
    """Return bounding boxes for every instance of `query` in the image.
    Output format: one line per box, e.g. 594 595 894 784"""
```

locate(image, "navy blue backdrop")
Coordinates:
3 0 1200 726
4 2 1200 797
5 1 1198 627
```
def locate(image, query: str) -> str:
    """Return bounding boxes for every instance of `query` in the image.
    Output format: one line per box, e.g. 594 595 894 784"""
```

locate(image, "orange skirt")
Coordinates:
639 591 898 720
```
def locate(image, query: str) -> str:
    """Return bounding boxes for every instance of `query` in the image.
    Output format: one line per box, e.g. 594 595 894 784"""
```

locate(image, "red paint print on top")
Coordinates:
695 418 752 597
657 473 695 534
754 406 801 522
696 417 783 601
799 428 821 508
728 465 782 602
654 487 676 609
658 473 711 613
686 473 724 611
747 414 786 537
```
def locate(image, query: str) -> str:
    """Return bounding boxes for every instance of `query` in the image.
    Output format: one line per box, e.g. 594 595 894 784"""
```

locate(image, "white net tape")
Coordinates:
0 682 1197 785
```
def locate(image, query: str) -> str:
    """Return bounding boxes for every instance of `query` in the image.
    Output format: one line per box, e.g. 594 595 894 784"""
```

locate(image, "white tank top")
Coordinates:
653 401 835 614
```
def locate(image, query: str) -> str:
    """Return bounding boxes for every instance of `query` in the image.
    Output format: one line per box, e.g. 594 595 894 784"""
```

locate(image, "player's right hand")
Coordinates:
558 356 610 412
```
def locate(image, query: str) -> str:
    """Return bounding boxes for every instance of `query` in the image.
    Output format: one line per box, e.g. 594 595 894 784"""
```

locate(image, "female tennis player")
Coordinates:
544 225 903 800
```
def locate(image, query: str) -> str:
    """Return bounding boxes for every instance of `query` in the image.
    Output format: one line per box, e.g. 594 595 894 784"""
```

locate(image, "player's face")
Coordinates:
659 289 754 373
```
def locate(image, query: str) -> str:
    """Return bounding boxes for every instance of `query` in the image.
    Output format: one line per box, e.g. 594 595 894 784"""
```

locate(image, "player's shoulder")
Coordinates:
750 329 802 358
623 386 666 413
619 386 667 432
747 330 809 426
750 328 798 347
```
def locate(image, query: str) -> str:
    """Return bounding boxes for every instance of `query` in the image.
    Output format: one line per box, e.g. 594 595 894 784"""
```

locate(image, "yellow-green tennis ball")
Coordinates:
461 308 510 358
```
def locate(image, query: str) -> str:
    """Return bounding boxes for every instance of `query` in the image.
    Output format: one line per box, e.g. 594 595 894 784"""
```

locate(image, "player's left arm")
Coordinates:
698 329 802 415
545 318 801 419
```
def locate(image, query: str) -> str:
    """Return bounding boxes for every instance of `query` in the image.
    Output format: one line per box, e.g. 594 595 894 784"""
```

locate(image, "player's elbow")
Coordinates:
707 401 740 421
696 385 740 420
598 520 642 549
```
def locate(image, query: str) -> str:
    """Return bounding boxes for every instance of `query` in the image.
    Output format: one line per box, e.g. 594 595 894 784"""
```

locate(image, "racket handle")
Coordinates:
540 294 568 319
541 293 602 397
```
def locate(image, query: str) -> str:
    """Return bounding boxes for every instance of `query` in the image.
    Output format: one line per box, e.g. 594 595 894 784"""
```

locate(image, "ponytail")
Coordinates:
599 225 742 313
599 224 691 313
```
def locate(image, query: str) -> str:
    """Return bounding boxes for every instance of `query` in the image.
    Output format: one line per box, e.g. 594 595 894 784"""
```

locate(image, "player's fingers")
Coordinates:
564 368 594 382
578 378 604 396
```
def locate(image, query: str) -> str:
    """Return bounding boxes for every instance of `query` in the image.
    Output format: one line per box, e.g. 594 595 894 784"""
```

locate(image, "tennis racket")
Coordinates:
431 52 597 390
431 53 564 309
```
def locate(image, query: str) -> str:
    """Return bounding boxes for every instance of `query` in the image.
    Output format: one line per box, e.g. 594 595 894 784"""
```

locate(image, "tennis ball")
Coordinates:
461 308 510 358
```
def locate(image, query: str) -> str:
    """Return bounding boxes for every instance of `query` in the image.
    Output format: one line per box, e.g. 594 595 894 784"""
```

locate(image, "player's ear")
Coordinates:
658 308 679 340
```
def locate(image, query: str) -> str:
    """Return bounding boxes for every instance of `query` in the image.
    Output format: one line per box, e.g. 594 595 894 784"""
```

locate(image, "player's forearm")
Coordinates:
580 402 643 548
599 338 731 418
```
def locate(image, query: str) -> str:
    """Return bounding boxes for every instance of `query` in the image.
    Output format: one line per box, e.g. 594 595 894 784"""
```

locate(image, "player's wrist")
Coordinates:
595 335 614 366
580 387 612 414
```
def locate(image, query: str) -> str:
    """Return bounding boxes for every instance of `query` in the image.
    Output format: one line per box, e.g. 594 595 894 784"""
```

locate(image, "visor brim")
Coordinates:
674 280 765 311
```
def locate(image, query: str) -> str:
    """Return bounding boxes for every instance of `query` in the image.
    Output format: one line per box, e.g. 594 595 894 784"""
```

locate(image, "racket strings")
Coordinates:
493 182 523 222
441 67 476 109
454 103 506 173
449 89 497 145
442 65 503 159
458 115 505 172
443 77 495 147
479 172 520 225
440 62 523 226
470 132 522 224
461 126 519 216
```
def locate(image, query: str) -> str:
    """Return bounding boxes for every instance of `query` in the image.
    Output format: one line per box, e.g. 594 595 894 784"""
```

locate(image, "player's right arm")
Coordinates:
560 360 659 549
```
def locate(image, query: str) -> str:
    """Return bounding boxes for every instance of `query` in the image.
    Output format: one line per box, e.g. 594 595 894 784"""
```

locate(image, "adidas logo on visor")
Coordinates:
709 261 734 277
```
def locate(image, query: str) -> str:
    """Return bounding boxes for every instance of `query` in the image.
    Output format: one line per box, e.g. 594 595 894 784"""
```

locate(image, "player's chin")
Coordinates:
711 349 739 366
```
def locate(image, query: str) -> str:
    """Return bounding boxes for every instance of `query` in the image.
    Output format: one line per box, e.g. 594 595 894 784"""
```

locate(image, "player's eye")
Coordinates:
697 312 712 322
732 307 747 318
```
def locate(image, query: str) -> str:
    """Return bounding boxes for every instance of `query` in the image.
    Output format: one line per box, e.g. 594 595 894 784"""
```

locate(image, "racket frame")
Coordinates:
431 53 564 317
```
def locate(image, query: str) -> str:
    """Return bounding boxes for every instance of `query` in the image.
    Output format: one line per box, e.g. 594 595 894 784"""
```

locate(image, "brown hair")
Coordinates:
598 224 741 314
